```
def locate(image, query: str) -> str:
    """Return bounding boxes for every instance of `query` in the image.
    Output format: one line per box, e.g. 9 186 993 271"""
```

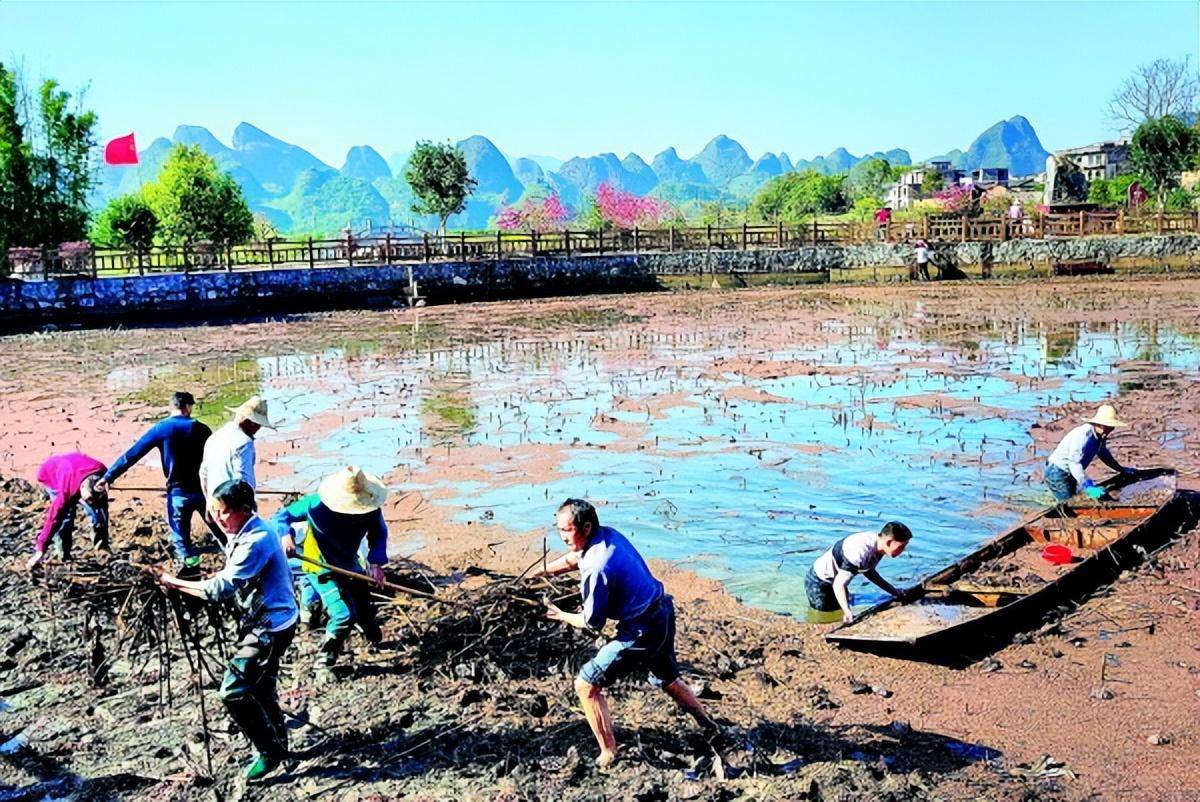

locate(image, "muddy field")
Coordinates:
1 276 1199 801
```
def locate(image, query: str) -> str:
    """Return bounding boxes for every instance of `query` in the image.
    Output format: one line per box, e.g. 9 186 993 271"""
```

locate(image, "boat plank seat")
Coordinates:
1026 523 1129 549
925 581 1035 608
1056 505 1158 521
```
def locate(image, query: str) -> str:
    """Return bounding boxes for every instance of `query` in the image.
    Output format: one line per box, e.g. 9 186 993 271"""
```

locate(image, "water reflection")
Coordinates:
109 316 1197 616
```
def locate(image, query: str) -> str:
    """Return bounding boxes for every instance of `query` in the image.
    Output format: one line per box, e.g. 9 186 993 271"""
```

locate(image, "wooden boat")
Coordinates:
826 469 1194 655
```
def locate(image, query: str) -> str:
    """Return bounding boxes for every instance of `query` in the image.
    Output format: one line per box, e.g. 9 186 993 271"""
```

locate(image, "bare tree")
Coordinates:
1108 57 1199 133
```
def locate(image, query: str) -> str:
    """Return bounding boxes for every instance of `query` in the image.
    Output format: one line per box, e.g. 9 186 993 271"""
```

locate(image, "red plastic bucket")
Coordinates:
1042 544 1074 565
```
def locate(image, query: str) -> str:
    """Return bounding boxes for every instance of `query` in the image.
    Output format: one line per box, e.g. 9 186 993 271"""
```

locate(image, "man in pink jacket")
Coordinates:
28 453 110 570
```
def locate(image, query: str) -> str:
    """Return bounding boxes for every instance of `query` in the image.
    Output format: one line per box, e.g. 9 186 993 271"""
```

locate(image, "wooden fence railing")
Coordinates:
9 210 1200 279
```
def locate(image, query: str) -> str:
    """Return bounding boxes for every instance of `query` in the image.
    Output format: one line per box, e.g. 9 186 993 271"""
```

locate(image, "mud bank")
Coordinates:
0 276 1198 799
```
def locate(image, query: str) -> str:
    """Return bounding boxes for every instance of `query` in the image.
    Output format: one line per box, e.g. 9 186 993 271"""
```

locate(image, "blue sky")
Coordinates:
2 1 1197 166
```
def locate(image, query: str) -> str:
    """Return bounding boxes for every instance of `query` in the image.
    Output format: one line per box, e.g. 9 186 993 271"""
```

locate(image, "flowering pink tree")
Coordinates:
933 184 975 213
594 182 671 229
495 194 571 233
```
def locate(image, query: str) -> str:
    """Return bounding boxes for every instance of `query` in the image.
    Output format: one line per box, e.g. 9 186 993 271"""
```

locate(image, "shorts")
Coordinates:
578 595 681 689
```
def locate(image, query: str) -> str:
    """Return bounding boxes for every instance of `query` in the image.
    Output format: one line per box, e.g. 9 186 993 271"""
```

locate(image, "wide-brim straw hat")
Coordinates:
1085 404 1126 428
318 466 389 514
227 395 275 429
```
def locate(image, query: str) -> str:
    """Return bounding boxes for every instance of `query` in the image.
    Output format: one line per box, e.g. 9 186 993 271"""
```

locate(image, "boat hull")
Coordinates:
825 469 1195 658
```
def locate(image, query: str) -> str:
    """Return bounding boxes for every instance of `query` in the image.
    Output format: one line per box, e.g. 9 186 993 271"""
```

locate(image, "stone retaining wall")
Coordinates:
0 255 655 331
3 233 1197 331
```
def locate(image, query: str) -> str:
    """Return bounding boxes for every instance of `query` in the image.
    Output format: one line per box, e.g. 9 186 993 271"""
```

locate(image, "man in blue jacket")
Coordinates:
538 498 717 769
160 480 298 782
96 392 211 567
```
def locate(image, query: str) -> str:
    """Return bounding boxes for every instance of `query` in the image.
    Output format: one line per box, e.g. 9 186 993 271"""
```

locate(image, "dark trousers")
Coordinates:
219 624 295 759
805 567 841 612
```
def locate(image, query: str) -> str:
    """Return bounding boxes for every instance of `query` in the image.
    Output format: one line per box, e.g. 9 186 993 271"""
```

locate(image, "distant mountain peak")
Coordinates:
692 135 752 185
341 145 391 182
172 125 230 153
231 122 287 148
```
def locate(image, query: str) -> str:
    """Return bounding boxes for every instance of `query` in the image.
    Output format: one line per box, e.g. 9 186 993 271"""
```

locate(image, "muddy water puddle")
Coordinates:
93 307 1199 615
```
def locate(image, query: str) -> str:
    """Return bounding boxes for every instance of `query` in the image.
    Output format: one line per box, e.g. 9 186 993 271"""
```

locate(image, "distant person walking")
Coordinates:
913 239 931 281
874 206 892 242
96 391 211 568
1008 199 1025 235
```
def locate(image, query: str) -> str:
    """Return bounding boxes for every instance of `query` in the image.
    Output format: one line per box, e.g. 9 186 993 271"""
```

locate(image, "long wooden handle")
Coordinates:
111 485 298 497
294 553 460 607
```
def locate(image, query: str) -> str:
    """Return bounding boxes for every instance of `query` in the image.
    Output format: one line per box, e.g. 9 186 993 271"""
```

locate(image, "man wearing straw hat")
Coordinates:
1045 404 1138 501
200 396 274 546
159 479 297 782
271 465 389 679
95 391 212 569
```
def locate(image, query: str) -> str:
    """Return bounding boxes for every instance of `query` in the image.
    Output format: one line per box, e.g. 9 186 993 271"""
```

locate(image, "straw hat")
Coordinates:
1085 404 1126 428
227 395 275 429
318 466 389 514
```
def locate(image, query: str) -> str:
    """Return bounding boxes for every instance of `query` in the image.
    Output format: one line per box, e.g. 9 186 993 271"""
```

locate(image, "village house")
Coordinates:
884 161 967 209
967 167 1009 189
1054 139 1131 183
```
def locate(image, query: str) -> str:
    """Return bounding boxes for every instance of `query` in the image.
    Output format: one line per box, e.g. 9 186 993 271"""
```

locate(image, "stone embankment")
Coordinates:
1 233 1197 330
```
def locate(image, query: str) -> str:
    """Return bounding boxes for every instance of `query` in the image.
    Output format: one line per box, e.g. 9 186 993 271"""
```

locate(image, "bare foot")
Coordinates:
596 749 618 770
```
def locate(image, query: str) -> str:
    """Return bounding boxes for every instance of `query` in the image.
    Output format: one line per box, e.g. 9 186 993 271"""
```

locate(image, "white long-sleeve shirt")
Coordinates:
199 421 256 496
1047 423 1120 485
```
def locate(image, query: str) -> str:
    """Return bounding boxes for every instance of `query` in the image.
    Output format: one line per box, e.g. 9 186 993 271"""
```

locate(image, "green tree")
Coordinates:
749 171 847 223
403 141 477 234
1164 186 1198 211
1087 174 1141 207
35 79 98 244
846 158 893 202
0 63 33 265
574 194 606 230
1130 115 1197 207
0 63 97 268
921 169 945 194
252 213 279 240
142 144 254 246
91 194 158 250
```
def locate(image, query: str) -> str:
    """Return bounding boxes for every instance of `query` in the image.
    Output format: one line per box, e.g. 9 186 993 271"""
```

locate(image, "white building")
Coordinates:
1054 140 1131 183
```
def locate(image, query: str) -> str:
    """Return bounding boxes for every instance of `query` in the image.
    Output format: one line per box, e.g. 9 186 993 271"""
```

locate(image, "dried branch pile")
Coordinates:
408 574 591 680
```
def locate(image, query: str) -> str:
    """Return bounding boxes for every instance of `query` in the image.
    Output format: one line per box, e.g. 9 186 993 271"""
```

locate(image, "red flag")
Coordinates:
104 133 139 166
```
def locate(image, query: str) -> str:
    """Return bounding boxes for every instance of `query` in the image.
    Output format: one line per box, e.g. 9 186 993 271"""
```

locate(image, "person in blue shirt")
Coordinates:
96 391 212 567
537 498 717 769
271 466 389 678
159 480 298 782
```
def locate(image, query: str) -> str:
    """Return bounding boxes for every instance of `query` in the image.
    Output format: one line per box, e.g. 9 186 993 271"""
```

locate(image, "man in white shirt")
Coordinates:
807 522 912 623
1045 404 1136 501
200 395 274 496
199 396 274 546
